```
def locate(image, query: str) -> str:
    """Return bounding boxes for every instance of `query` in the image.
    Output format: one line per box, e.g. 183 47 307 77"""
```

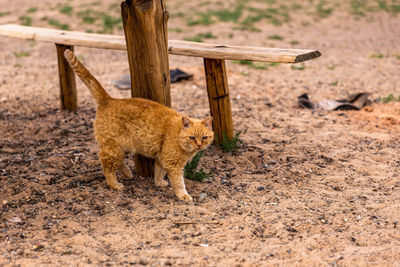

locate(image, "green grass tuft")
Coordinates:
350 0 368 16
14 52 30 58
0 11 11 17
220 131 242 152
241 6 286 30
60 5 73 15
27 7 38 13
184 32 216 42
168 27 183 33
376 0 400 14
77 9 97 24
369 53 384 59
378 0 389 11
184 152 211 182
170 12 185 19
48 19 70 30
100 14 121 33
188 12 214 26
19 15 32 26
233 60 267 70
291 63 306 70
268 34 284 40
330 80 339 86
212 4 244 23
316 1 333 18
390 4 400 14
377 94 400 103
78 9 121 33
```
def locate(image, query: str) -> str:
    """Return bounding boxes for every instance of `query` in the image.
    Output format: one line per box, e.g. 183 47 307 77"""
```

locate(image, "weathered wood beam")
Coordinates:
170 41 321 63
204 58 234 144
121 0 170 177
0 24 321 63
55 44 77 111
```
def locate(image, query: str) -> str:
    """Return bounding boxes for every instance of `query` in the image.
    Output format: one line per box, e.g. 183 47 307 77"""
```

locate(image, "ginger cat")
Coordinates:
64 50 213 201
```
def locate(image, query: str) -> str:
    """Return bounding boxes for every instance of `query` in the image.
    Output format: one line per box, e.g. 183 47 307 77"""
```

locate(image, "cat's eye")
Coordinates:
189 136 196 140
202 136 208 140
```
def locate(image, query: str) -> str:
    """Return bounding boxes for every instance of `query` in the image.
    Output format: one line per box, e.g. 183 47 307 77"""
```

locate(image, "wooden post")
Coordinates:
204 58 234 144
121 0 171 177
56 44 77 111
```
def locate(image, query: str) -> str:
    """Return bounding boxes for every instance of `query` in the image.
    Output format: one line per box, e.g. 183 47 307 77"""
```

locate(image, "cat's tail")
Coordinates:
64 49 112 105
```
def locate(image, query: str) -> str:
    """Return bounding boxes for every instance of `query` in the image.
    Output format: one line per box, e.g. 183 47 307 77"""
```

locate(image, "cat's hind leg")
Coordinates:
119 162 133 179
154 160 168 187
99 146 124 190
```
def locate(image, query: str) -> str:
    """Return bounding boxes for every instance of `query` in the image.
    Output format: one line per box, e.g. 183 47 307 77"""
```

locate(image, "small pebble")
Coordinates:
2 200 8 205
286 227 298 233
138 259 148 265
265 101 273 107
8 217 22 223
199 193 207 202
257 186 265 191
32 244 44 251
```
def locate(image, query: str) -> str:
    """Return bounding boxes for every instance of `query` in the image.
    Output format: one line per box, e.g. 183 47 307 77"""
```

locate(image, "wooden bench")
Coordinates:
0 24 321 143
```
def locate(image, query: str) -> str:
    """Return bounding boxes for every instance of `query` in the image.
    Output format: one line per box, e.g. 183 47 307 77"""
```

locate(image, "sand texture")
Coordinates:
1 0 400 266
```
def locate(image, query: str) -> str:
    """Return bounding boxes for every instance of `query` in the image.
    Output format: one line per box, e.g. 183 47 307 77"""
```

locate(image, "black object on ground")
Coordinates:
298 93 371 111
112 69 193 90
170 69 193 83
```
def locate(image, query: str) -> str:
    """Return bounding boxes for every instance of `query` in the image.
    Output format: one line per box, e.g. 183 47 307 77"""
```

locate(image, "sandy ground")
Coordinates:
1 0 400 266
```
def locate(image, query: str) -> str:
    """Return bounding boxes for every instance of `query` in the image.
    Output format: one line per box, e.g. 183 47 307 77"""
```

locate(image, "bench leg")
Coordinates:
204 58 234 144
56 44 77 111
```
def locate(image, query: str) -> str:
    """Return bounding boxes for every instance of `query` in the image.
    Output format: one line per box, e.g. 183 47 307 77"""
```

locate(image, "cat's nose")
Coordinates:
196 142 202 148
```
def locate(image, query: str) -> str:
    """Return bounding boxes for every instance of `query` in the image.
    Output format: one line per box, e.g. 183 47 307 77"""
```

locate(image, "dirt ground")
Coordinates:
1 0 400 266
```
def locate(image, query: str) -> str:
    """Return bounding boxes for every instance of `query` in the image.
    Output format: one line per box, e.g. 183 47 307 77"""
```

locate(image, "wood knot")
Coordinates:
164 10 169 21
213 94 229 100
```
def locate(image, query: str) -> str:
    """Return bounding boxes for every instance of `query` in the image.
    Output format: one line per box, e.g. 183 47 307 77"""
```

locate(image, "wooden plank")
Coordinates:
0 24 321 63
55 44 77 111
204 58 234 144
170 41 321 63
121 0 171 178
0 24 126 50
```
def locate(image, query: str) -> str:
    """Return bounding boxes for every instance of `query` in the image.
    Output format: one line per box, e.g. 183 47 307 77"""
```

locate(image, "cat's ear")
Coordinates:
182 116 192 128
202 117 213 130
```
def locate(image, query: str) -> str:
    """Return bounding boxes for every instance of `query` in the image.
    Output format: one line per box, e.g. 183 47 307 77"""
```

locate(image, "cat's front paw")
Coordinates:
176 192 193 201
155 179 169 187
108 182 124 190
